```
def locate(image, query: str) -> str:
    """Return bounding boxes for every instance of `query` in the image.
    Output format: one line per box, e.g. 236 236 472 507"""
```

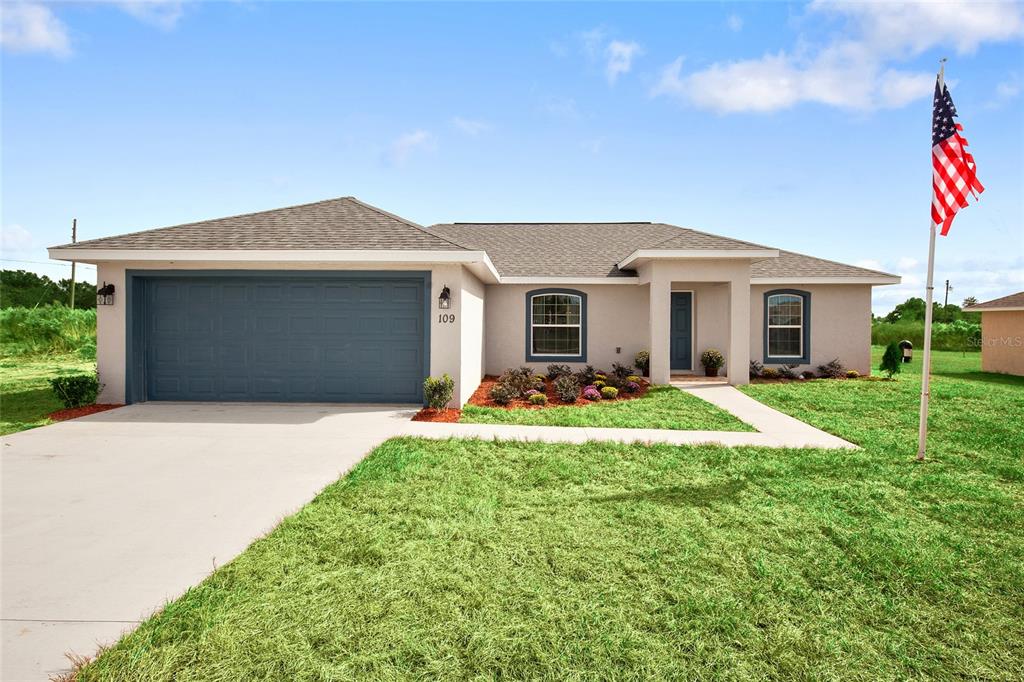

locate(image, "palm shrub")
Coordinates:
553 374 580 403
880 342 902 379
422 374 454 409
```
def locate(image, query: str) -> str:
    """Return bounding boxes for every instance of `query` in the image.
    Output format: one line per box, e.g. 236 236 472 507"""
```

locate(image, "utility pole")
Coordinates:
944 279 952 307
70 218 77 309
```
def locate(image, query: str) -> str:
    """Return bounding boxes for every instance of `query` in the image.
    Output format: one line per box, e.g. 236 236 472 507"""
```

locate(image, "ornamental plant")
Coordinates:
528 393 548 406
626 375 642 384
623 381 640 394
593 380 606 389
700 349 725 371
611 362 634 381
422 374 454 410
817 358 846 379
582 385 601 401
553 374 580 403
846 370 860 379
50 373 100 409
600 386 619 400
760 367 780 380
634 350 650 375
880 342 902 379
546 364 572 379
497 366 535 396
489 382 518 405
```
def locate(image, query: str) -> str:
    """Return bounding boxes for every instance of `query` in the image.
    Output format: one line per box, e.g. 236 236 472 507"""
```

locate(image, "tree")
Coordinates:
962 296 978 308
880 342 902 379
0 269 96 309
884 297 927 323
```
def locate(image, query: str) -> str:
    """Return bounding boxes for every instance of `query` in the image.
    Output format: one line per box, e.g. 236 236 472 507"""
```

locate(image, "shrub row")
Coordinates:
872 319 980 352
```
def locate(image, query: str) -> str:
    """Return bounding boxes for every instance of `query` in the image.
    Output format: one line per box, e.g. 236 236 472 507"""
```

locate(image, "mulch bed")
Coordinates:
47 404 123 422
411 374 651 422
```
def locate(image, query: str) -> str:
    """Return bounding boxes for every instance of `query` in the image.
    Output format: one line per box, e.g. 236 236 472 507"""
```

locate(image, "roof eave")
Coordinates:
617 248 780 270
962 305 1024 312
752 275 902 285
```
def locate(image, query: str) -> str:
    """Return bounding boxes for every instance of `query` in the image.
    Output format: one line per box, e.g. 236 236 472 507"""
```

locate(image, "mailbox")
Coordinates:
899 339 913 363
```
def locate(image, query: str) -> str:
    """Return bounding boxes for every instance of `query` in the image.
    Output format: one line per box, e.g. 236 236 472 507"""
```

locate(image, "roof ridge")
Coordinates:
345 197 469 250
773 248 898 278
441 222 654 226
645 223 775 251
58 196 356 249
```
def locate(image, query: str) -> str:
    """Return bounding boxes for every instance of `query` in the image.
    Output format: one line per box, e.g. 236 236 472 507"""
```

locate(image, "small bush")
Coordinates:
528 393 548 406
582 385 601 401
50 373 100 409
700 349 725 371
817 358 846 379
575 365 598 386
524 389 539 397
760 368 780 380
593 380 606 389
489 382 518 405
626 375 642 383
594 372 608 381
611 362 634 381
800 370 817 380
880 342 902 379
749 360 763 379
846 370 860 379
497 366 535 396
623 381 640 393
553 374 580 403
778 364 799 380
634 350 650 375
422 374 455 409
600 386 619 400
546 364 572 379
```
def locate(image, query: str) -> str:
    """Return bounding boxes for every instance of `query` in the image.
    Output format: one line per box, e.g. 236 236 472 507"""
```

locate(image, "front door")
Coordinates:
670 292 693 371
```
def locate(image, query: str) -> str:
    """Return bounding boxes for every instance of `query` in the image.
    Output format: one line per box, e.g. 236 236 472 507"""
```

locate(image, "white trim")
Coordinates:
766 293 804 359
529 292 583 358
618 248 779 269
46 248 502 282
752 276 901 285
963 306 1024 313
501 276 639 285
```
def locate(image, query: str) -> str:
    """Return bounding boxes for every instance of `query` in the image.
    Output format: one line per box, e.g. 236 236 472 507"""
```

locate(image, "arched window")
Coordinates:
525 289 587 361
764 290 810 364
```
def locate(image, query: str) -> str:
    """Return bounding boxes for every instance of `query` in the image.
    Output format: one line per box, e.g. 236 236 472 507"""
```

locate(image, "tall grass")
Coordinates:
0 305 97 358
872 319 980 352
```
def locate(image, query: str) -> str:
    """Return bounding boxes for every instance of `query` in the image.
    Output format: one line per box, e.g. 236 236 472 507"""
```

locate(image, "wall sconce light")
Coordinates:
438 285 451 309
97 282 115 306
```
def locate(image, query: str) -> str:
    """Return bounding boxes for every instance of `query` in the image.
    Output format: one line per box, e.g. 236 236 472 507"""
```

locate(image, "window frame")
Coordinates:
525 288 587 362
763 289 811 364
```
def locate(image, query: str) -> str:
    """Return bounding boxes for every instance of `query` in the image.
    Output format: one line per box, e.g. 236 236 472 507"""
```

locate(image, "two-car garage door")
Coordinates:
139 275 426 403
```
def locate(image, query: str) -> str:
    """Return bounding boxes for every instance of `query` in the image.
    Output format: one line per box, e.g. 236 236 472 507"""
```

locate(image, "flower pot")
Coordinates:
704 367 719 377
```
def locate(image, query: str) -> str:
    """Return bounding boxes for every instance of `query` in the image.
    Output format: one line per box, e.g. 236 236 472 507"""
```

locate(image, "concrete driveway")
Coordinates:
1 403 417 681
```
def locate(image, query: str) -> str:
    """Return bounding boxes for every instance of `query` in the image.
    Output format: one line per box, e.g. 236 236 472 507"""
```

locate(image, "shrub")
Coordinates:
497 366 534 396
593 380 606 389
553 374 580 403
611 362 634 381
626 375 642 383
546 364 572 379
623 381 640 393
422 374 455 409
582 385 601 401
760 368 780 380
817 358 846 379
634 350 650 375
531 375 547 391
749 360 763 379
524 389 539 397
594 372 608 381
880 342 902 379
600 386 619 400
0 305 96 357
488 382 518 405
700 349 725 371
528 393 548 406
778 364 799 380
872 319 981 352
800 370 817 380
846 370 860 379
50 373 100 409
574 365 598 386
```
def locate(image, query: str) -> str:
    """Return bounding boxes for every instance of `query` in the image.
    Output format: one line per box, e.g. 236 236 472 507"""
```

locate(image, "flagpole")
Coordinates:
917 58 945 462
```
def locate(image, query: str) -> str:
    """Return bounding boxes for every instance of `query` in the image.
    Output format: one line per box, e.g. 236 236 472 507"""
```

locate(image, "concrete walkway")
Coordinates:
2 392 851 680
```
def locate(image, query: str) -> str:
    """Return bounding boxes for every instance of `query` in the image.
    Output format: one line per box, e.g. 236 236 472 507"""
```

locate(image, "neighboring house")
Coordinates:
48 197 899 407
963 292 1024 376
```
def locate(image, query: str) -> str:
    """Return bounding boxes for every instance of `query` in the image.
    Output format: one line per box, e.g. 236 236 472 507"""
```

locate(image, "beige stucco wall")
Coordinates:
92 261 476 407
749 283 873 375
979 310 1024 376
457 270 486 403
483 283 649 375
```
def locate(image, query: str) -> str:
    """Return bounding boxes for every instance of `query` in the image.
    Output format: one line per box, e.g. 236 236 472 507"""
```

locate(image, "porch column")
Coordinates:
648 272 671 384
727 277 751 385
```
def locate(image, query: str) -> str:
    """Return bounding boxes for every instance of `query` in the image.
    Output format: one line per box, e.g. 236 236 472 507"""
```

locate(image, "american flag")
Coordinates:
932 78 983 236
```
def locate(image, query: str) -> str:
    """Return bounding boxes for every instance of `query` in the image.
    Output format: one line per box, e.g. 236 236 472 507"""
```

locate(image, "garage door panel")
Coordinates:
143 276 425 403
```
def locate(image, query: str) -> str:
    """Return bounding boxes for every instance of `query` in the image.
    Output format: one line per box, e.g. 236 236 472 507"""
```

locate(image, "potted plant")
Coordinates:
700 349 725 377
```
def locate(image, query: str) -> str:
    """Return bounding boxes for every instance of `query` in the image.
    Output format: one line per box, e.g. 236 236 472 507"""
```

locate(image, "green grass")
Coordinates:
460 385 754 431
78 348 1023 681
0 354 96 435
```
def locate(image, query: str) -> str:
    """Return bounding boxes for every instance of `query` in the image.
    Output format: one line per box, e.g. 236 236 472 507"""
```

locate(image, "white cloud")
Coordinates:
869 254 1024 315
605 40 642 84
0 224 35 252
539 95 580 119
580 137 605 154
986 75 1020 108
654 0 1023 114
0 2 71 57
452 117 491 136
115 1 185 31
579 27 607 59
387 130 436 167
726 13 743 32
897 257 919 270
855 259 885 271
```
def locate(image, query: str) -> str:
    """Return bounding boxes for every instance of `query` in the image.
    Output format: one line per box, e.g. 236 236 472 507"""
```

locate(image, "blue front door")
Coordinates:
670 292 693 371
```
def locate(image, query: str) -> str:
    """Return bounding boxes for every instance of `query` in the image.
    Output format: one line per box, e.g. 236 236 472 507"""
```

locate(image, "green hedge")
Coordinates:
0 305 97 357
872 319 981 352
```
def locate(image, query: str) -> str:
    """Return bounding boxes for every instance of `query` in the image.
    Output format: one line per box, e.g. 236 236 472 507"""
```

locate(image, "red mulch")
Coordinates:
412 407 462 423
467 374 650 410
47 404 123 422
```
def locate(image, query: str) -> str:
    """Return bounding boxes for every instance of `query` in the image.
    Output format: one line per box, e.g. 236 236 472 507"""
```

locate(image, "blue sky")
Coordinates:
2 1 1022 314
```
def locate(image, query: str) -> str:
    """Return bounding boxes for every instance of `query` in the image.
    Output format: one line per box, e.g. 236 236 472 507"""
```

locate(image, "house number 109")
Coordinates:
438 313 456 324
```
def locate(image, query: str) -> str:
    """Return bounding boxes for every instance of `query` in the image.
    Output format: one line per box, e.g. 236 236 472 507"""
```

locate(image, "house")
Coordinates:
963 292 1024 376
48 197 899 407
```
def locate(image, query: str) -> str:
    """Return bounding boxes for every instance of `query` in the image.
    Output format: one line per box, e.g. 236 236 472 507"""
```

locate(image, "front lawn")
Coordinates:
460 385 754 431
78 348 1023 680
0 354 96 435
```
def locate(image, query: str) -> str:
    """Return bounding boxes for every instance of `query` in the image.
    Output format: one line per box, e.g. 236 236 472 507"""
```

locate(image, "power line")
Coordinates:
0 258 96 269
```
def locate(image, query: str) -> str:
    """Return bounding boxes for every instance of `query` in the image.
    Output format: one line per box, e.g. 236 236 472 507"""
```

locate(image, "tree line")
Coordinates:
0 269 97 309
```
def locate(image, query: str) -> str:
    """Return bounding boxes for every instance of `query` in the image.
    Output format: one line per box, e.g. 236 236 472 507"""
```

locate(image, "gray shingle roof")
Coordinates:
53 197 469 252
963 291 1024 311
750 250 896 279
